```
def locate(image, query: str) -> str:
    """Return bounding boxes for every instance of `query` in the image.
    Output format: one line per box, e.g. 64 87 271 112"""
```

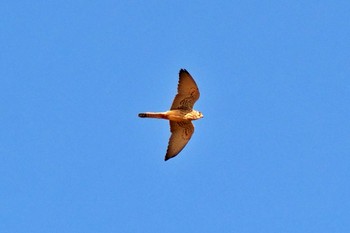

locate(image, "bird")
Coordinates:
138 69 203 161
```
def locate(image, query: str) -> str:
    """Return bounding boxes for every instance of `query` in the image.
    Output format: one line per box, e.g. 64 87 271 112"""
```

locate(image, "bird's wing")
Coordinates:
165 120 194 161
170 69 200 110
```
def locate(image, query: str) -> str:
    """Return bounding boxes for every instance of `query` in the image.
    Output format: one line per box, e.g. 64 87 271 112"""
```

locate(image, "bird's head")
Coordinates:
194 110 204 120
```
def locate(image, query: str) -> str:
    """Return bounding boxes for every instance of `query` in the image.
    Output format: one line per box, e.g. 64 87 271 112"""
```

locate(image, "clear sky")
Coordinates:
1 1 350 232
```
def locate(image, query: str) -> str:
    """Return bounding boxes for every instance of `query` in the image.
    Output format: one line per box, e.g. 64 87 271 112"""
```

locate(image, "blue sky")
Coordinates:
1 1 350 232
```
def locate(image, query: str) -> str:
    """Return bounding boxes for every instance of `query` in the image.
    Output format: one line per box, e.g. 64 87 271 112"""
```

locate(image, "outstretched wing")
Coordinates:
165 120 194 161
170 69 200 110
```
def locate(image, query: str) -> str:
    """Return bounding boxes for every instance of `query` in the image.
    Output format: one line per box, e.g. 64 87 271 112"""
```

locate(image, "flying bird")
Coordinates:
138 69 203 161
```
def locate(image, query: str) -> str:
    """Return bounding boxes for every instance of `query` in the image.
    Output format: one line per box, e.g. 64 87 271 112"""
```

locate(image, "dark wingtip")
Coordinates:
138 113 147 118
164 156 169 161
179 68 188 74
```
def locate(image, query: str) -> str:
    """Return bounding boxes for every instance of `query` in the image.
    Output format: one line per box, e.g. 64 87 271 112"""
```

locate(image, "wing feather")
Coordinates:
170 69 200 110
165 120 194 161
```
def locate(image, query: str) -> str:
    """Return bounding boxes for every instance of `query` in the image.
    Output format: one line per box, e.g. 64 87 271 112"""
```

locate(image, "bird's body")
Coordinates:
138 109 202 121
138 69 203 161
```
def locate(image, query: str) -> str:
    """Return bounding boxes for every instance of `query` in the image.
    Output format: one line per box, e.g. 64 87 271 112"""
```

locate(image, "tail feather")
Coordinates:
138 112 167 119
138 113 148 118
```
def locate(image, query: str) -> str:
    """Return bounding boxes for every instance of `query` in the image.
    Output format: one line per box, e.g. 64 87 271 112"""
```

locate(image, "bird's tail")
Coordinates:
138 112 167 119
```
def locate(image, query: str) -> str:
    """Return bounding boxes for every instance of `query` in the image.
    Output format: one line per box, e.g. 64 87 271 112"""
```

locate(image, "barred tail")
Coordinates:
138 112 167 119
138 113 148 118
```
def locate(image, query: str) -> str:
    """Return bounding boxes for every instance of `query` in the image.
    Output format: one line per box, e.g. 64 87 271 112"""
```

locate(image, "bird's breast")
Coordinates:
165 110 188 121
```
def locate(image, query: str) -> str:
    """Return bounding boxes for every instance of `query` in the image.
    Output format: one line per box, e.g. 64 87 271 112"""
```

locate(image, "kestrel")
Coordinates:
138 69 203 161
